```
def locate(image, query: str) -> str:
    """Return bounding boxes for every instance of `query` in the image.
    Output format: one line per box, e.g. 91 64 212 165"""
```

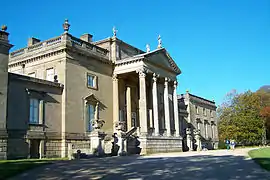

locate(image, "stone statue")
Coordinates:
194 129 202 151
1 25 7 32
113 26 117 37
146 44 150 53
157 35 162 48
63 19 70 32
186 128 193 151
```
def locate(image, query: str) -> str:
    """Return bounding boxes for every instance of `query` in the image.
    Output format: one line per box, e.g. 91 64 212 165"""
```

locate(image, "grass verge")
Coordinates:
248 147 270 171
0 158 67 179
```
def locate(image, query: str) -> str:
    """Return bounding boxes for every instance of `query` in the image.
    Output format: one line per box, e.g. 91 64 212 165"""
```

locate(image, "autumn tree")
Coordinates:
256 89 270 139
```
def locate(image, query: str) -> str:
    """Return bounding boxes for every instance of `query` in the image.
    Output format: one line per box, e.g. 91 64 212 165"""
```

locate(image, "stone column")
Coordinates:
204 121 208 139
113 74 119 132
164 77 171 136
39 140 45 159
26 139 31 158
39 100 44 124
152 73 159 136
186 128 193 151
173 81 180 137
138 70 147 135
126 86 132 131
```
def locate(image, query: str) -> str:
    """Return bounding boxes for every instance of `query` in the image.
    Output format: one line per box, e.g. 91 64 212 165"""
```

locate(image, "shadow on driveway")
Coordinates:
10 154 270 180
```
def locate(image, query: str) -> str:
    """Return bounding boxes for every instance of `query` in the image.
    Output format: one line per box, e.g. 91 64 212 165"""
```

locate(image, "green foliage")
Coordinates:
218 140 226 149
218 89 268 146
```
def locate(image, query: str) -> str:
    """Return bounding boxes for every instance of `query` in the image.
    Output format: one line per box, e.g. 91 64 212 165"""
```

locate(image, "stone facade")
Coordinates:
178 91 219 151
0 21 218 159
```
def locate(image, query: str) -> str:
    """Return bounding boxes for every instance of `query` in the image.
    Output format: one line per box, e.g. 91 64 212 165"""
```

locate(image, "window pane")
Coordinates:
87 74 96 88
30 107 33 122
88 104 95 131
29 98 39 124
34 107 38 123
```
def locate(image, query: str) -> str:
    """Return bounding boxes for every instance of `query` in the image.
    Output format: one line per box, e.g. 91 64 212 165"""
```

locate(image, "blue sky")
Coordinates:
2 0 269 106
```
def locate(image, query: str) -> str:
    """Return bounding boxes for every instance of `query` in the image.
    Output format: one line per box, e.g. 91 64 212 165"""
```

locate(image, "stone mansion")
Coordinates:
0 20 218 159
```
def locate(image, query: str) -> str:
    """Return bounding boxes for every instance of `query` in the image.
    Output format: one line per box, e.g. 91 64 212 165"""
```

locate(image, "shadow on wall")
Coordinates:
14 155 270 180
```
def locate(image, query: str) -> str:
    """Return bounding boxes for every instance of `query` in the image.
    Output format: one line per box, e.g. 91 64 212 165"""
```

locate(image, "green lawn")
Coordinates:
248 147 270 171
0 158 67 179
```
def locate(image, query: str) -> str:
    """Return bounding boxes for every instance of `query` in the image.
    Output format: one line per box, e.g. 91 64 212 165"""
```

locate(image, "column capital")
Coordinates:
152 73 159 82
138 70 146 78
164 77 171 82
112 74 118 81
137 67 150 78
173 80 178 89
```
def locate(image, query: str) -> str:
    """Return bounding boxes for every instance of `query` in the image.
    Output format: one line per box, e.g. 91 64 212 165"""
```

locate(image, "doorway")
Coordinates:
30 139 40 158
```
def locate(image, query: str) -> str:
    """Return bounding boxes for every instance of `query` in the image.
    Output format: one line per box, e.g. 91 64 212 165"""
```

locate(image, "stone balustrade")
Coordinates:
9 34 109 60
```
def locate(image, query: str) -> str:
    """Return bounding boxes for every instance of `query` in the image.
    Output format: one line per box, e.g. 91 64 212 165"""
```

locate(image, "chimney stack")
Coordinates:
80 33 93 43
28 37 41 46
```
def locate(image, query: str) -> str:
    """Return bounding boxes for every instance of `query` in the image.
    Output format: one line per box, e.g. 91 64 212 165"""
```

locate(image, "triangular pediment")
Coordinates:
84 93 99 103
115 48 181 75
144 48 181 75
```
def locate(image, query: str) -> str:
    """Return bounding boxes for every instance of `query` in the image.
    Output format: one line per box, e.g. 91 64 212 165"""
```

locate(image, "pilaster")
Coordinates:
113 74 119 132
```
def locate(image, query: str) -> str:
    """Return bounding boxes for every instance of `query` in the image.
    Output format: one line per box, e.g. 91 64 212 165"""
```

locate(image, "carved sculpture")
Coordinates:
63 19 70 32
113 26 117 37
146 44 150 53
157 35 162 48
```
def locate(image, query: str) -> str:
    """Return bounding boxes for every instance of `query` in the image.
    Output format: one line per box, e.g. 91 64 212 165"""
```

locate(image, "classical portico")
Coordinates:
112 47 182 154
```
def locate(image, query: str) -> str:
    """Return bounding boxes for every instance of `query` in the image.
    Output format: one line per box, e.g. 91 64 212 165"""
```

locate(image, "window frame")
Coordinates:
195 106 199 114
87 103 95 132
46 68 54 82
29 98 39 124
86 73 98 90
203 108 206 116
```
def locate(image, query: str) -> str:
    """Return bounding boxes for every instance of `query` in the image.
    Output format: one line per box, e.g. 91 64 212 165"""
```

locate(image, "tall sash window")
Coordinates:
88 104 95 132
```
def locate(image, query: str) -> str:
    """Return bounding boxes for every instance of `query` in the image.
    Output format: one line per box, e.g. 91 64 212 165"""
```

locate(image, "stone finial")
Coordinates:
186 89 189 93
113 26 117 37
63 19 70 32
1 25 7 32
157 35 162 48
146 44 150 53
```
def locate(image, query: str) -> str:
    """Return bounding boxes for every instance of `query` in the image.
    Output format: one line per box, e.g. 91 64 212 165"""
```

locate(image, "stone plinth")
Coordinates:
133 135 182 155
89 131 106 156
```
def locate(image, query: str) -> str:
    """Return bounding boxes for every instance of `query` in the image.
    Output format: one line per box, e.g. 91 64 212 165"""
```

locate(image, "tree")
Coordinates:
256 89 270 140
218 90 264 145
